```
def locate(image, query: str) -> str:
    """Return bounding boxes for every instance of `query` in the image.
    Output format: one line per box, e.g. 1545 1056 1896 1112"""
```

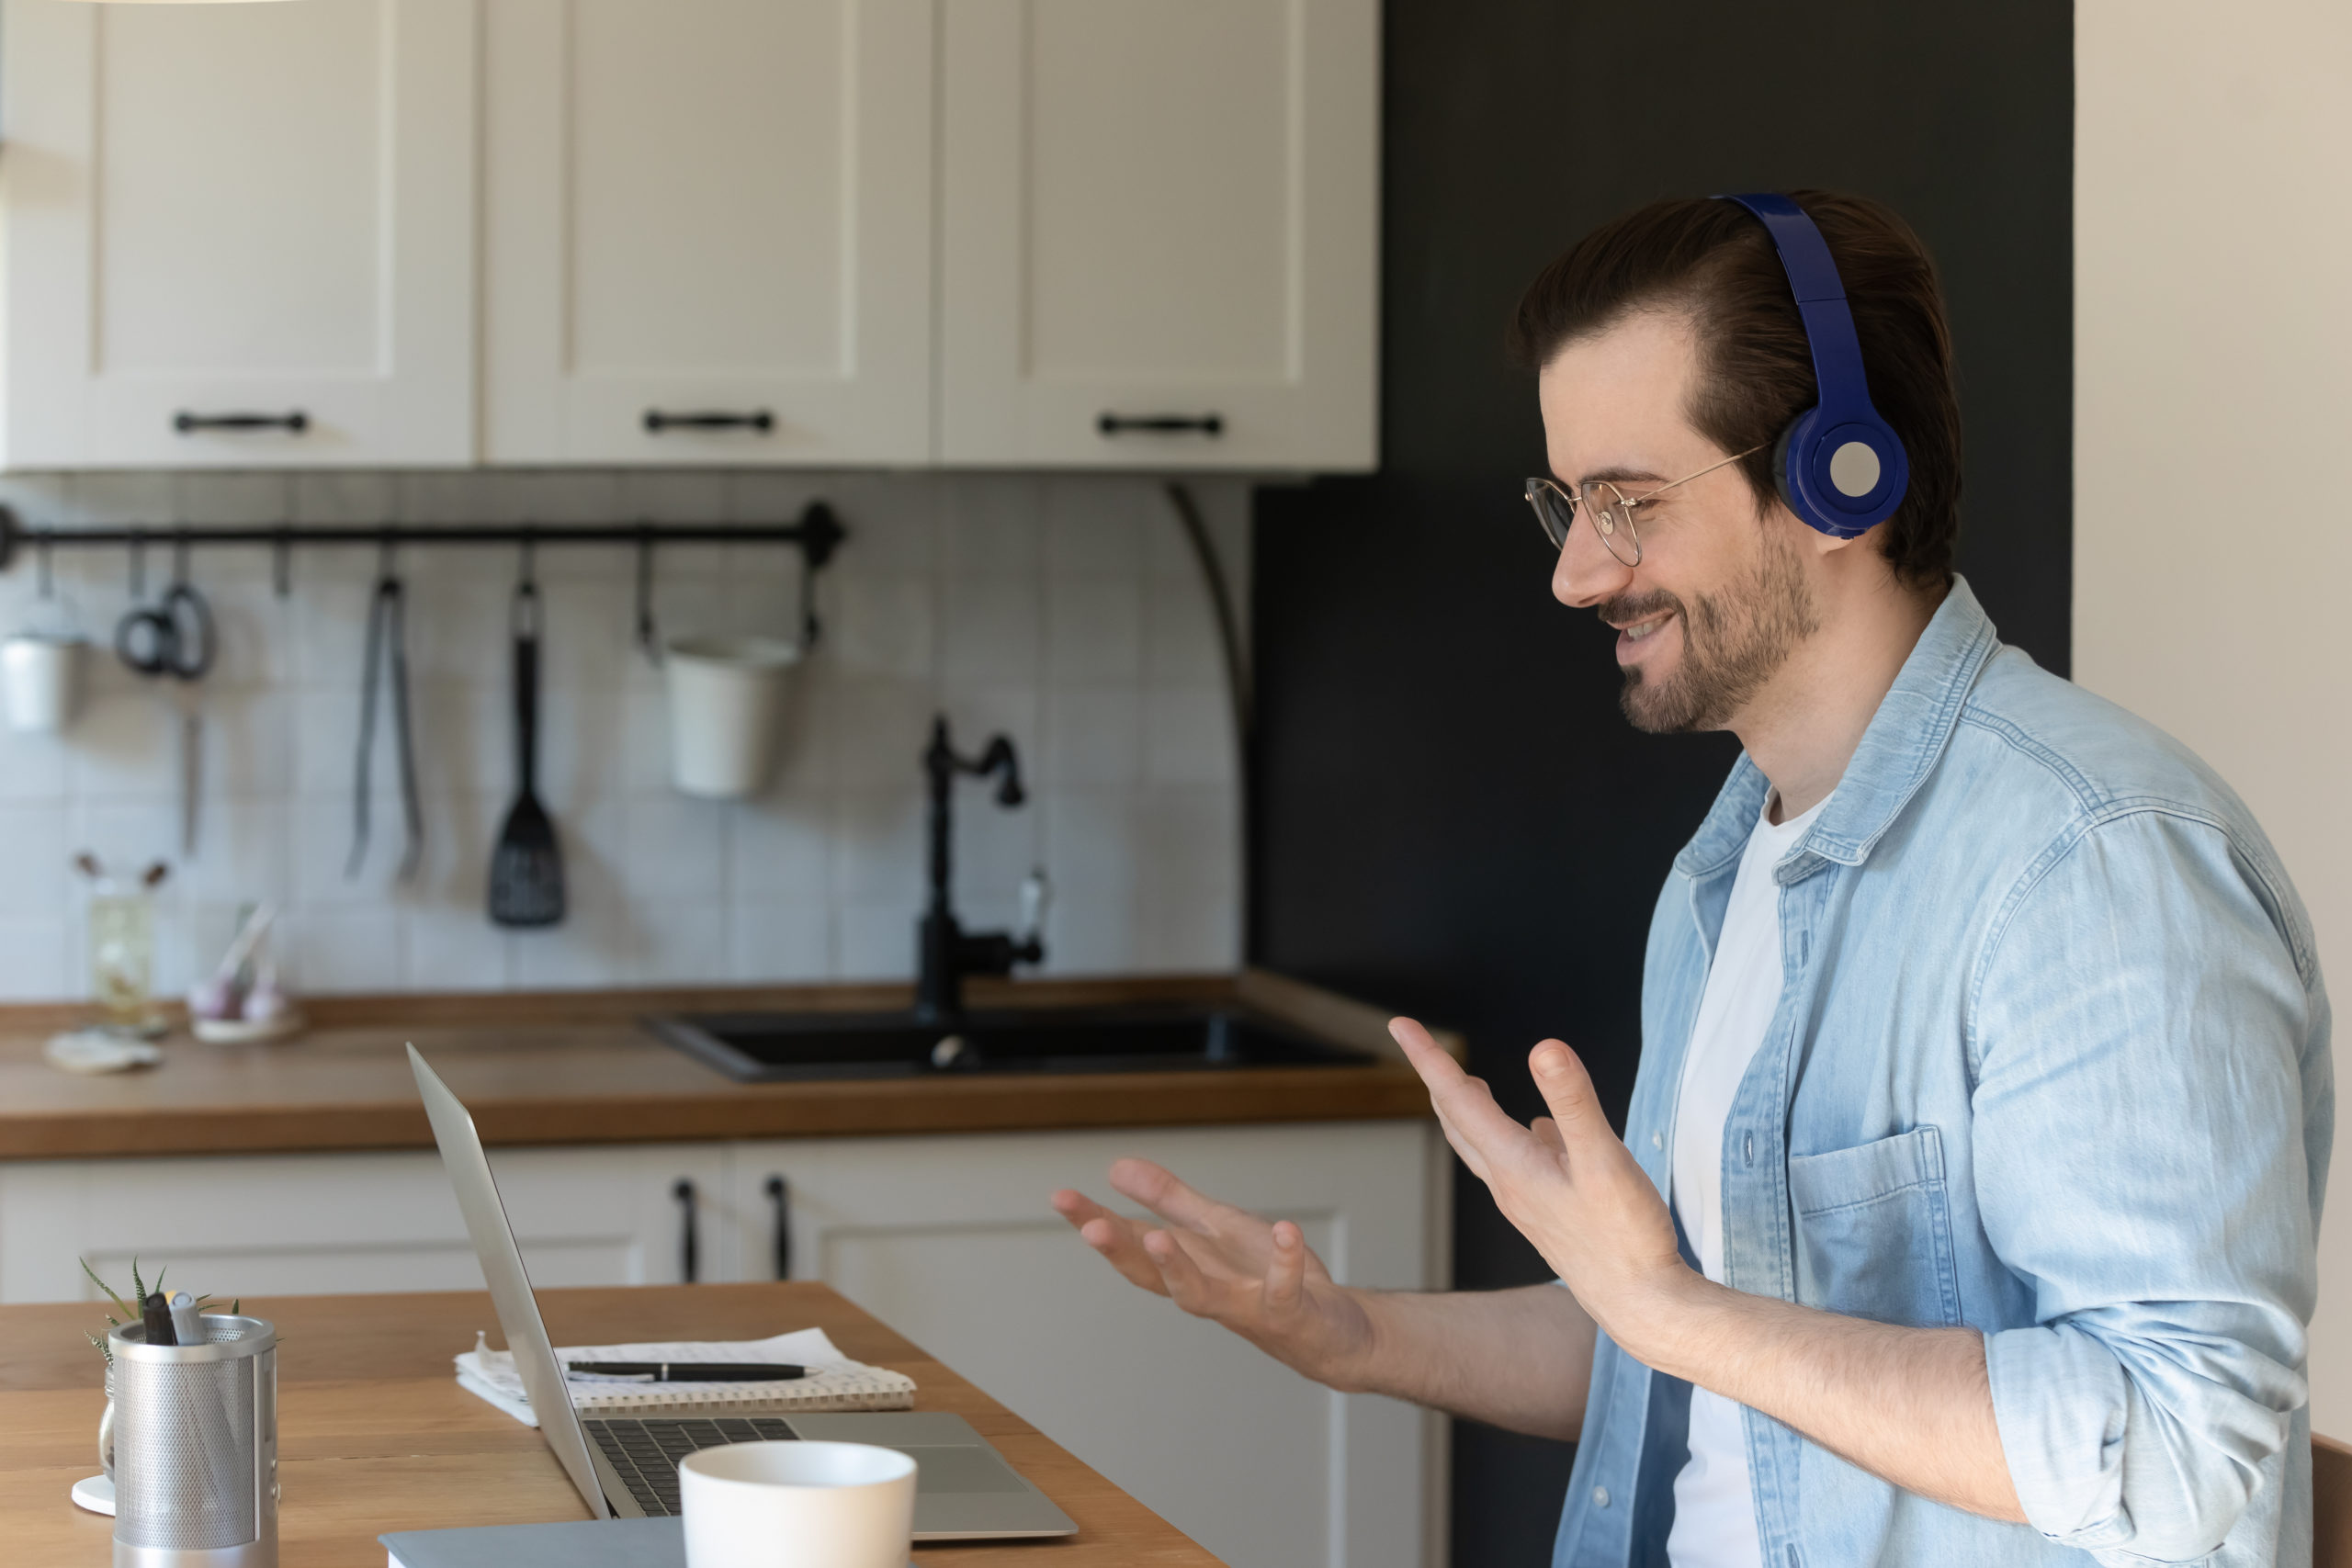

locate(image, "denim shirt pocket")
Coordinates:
1785 1125 1963 1327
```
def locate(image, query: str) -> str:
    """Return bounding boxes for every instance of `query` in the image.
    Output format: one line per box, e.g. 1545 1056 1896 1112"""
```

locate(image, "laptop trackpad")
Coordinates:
896 1447 1030 1495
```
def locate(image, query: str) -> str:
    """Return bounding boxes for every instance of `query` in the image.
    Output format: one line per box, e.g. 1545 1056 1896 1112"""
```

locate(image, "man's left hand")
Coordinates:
1389 1017 1690 1348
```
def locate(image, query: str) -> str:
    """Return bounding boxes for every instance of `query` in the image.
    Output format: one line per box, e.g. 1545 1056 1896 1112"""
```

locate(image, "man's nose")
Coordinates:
1553 513 1633 609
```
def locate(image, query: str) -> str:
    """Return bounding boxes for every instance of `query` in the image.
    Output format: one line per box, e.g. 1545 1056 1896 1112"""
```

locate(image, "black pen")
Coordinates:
565 1361 807 1382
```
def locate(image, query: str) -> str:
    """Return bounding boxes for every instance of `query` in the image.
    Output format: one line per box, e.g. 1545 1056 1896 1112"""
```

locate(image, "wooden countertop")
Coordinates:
0 970 1445 1161
0 1281 1223 1566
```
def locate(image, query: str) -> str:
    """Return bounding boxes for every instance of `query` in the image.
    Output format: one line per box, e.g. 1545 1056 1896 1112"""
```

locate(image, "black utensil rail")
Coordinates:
0 502 850 650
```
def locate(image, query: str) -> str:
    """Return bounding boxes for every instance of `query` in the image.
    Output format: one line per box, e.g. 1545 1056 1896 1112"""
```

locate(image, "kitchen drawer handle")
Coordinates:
1096 412 1224 437
643 409 775 434
673 1177 700 1284
764 1174 792 1281
174 411 309 434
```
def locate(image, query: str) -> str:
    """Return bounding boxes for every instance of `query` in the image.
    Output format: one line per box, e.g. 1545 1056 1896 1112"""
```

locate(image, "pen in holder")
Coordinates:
105 1315 277 1568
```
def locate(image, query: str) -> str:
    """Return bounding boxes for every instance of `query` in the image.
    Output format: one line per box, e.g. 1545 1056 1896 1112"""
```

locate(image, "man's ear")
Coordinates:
1759 495 1851 558
1770 496 1886 568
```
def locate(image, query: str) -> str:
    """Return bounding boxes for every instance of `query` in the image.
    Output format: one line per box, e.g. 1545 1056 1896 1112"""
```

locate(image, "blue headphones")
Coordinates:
1716 193 1909 538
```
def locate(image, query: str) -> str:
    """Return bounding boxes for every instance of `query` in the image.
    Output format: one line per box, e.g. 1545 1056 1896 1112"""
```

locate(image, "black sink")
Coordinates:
644 1001 1377 1083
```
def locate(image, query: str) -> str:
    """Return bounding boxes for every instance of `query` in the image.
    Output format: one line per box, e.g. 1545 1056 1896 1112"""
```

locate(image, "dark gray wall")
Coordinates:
1248 4 2072 1562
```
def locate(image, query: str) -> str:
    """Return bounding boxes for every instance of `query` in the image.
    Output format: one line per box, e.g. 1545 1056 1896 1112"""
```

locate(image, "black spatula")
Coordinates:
489 579 564 927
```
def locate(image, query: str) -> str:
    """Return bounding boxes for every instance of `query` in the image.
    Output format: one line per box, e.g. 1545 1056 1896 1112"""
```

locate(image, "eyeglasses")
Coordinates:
1522 446 1766 567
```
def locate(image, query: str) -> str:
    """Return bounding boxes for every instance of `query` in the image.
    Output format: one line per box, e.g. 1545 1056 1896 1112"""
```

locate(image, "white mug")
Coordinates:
0 633 85 733
680 1439 916 1568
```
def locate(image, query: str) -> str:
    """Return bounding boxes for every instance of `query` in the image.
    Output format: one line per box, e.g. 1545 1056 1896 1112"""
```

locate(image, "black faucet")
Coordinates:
915 716 1046 1024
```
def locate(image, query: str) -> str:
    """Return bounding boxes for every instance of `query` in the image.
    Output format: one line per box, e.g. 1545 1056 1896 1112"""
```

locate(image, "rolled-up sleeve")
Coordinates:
1970 809 2325 1564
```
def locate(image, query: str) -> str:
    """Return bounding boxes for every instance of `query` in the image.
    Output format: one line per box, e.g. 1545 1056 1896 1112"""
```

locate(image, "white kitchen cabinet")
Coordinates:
480 0 936 466
0 0 479 468
0 1145 728 1303
937 0 1380 471
727 1121 1444 1568
0 0 1377 474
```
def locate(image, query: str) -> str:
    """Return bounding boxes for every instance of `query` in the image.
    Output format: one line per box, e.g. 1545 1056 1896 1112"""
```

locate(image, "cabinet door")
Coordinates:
0 0 477 468
938 0 1378 471
481 0 934 466
729 1122 1442 1568
0 1146 729 1303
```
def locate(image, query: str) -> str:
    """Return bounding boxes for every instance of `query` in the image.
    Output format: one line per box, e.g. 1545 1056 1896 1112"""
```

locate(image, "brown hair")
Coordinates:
1510 191 1961 592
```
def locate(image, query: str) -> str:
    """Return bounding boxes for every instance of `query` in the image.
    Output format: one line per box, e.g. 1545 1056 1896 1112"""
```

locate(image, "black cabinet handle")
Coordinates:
1096 412 1223 437
764 1174 792 1281
174 411 309 434
643 409 775 434
673 1178 700 1284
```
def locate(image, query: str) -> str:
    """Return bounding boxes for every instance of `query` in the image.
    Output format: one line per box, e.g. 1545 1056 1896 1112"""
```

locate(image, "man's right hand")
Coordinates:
1050 1158 1383 1390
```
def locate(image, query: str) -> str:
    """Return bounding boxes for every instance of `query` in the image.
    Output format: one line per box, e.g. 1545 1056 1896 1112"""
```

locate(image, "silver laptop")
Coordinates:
409 1044 1078 1540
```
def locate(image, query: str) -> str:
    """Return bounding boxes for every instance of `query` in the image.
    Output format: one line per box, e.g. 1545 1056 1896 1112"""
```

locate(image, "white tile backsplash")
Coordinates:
1045 479 1150 577
730 792 835 894
0 913 72 998
178 798 293 905
831 575 935 679
1143 685 1238 785
1046 686 1145 786
200 686 296 800
69 692 178 801
1046 577 1146 683
0 473 72 526
941 477 1045 579
938 575 1042 683
293 470 398 525
288 905 404 993
834 897 918 981
176 472 292 527
726 897 831 983
0 727 71 804
635 900 733 985
73 472 175 528
831 787 925 902
1145 573 1229 684
405 903 514 991
0 470 1249 998
0 805 72 915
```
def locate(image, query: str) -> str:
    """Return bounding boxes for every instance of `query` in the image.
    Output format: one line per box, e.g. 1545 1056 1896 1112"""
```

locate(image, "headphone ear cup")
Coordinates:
1771 417 1813 527
1770 403 1895 537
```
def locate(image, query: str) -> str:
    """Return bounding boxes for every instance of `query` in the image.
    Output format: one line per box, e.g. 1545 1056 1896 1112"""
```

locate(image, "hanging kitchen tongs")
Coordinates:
348 536 423 882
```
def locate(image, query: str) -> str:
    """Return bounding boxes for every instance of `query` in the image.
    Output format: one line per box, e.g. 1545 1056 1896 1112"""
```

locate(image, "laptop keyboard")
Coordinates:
583 1416 799 1517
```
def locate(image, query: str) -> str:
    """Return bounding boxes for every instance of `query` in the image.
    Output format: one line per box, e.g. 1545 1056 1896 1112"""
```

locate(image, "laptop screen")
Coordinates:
409 1043 612 1519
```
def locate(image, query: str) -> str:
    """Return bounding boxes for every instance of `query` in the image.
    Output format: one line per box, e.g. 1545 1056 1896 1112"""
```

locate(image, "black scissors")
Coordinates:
115 557 215 680
115 540 215 857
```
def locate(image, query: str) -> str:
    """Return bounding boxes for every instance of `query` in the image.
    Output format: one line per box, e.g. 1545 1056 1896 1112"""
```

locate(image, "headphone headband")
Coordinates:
1713 193 1909 537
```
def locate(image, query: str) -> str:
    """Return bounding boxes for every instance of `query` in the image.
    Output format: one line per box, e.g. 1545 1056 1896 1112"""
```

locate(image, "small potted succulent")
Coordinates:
82 1258 239 1495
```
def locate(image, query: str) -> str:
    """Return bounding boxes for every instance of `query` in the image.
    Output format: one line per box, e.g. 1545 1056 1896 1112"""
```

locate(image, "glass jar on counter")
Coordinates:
89 888 164 1037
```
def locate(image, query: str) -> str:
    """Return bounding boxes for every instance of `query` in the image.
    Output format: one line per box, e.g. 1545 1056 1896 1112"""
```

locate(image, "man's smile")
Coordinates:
1612 608 1677 662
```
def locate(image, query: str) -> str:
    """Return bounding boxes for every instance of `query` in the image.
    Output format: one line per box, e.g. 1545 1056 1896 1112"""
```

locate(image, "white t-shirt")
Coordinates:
1665 789 1828 1568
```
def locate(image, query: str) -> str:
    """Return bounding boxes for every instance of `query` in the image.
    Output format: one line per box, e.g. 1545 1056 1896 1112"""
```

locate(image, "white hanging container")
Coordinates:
662 635 803 798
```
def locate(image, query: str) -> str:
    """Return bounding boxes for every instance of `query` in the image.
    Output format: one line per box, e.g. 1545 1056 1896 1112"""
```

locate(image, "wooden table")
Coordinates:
0 1283 1222 1566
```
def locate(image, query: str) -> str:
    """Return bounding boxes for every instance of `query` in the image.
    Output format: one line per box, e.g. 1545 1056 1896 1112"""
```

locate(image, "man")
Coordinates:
1051 190 2331 1566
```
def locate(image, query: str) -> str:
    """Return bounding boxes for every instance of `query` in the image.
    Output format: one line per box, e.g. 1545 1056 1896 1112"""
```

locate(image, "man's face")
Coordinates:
1538 310 1819 734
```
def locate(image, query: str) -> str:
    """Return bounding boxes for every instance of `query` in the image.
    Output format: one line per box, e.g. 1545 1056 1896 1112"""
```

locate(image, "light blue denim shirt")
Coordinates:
1551 579 2332 1568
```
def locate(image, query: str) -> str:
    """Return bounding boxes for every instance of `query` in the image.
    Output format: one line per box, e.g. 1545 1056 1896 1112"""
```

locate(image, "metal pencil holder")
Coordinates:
105 1315 278 1568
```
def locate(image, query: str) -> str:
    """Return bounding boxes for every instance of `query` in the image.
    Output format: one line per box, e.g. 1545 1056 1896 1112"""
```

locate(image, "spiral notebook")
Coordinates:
454 1325 916 1426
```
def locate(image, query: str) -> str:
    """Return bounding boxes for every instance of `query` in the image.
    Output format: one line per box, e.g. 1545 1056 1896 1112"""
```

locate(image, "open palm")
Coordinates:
1051 1157 1379 1387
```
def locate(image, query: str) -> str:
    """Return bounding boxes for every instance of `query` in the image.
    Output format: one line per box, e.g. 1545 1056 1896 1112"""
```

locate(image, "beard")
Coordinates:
1608 524 1820 734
